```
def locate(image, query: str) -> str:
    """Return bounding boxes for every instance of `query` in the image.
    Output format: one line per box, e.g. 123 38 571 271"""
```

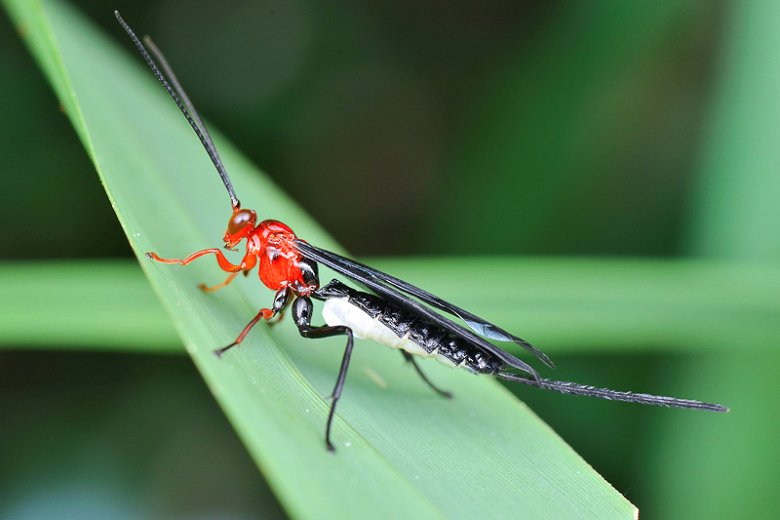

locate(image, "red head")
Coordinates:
224 206 257 248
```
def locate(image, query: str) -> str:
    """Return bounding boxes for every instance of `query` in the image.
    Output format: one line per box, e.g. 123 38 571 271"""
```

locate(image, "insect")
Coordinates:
115 12 727 452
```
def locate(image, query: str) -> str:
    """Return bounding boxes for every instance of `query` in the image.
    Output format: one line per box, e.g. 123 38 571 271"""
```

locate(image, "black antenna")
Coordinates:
141 35 220 180
498 372 729 412
114 11 241 210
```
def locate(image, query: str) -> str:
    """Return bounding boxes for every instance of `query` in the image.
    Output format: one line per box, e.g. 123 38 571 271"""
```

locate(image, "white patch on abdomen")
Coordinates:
322 297 457 368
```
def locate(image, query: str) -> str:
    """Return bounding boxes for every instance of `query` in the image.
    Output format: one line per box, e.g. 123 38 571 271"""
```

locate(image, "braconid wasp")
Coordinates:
115 11 728 452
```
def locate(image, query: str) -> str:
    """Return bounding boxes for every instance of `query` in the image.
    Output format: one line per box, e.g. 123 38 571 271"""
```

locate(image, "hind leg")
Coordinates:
401 351 452 399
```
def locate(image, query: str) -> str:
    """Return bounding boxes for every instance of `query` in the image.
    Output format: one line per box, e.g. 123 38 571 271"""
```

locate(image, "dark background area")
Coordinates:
0 0 725 260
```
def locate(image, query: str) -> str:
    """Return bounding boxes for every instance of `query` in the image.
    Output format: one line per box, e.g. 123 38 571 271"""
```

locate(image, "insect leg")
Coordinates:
199 271 239 293
203 269 251 292
266 310 286 327
147 250 257 274
214 287 293 357
292 296 354 452
400 351 453 399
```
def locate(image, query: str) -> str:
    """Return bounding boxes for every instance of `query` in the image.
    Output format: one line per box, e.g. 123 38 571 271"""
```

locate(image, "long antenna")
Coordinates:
498 372 729 412
141 35 220 180
114 11 241 210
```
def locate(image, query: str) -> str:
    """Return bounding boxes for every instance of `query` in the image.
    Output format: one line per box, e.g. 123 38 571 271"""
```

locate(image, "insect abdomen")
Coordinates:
316 280 503 374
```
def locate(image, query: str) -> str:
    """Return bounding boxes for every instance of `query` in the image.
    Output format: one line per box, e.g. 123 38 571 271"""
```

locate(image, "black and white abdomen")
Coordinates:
314 280 504 374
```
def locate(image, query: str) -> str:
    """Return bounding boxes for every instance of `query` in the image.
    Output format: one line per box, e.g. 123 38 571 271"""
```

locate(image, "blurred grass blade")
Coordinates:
686 1 780 259
0 260 178 351
3 0 636 518
674 2 780 518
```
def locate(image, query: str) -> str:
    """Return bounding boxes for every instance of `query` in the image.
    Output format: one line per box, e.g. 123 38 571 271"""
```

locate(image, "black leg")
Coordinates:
401 351 453 399
293 296 354 452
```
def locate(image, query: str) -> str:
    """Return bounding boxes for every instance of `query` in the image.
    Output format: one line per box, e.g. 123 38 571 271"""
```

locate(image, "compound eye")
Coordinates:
227 209 255 234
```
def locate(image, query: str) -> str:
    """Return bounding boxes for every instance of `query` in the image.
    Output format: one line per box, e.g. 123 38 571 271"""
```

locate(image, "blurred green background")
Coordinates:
1 0 778 519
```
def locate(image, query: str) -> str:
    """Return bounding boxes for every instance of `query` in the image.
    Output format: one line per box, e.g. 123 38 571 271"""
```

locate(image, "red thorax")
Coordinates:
223 208 317 295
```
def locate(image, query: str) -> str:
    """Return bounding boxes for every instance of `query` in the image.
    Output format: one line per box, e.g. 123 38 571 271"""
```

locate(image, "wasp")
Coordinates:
116 12 727 452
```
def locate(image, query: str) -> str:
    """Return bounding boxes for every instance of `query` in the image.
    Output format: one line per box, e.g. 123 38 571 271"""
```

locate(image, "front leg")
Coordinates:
213 287 293 358
147 249 257 275
148 249 257 292
292 296 354 452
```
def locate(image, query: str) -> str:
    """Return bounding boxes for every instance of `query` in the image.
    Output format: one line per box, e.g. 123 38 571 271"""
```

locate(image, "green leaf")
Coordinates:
4 0 636 518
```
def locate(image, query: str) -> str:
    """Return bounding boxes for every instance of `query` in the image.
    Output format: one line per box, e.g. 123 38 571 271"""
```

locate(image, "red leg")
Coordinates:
267 310 285 327
213 308 275 357
147 249 248 273
199 271 239 293
213 288 293 357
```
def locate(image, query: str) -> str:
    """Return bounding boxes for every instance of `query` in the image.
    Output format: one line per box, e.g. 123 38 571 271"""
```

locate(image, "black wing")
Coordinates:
295 243 554 368
294 240 547 379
